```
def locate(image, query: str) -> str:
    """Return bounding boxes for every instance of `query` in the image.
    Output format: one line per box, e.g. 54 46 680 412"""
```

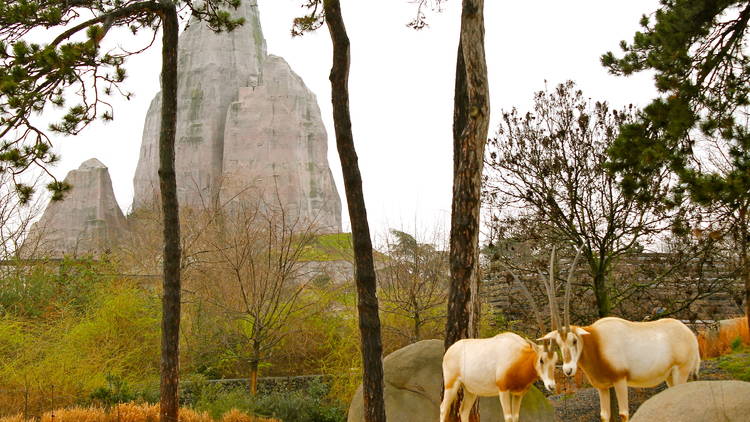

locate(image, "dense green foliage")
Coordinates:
191 379 345 422
603 0 750 207
0 257 363 417
0 260 161 414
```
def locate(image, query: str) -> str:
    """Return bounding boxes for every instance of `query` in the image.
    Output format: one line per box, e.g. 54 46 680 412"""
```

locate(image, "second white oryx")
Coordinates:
439 333 557 422
439 270 559 422
538 248 701 422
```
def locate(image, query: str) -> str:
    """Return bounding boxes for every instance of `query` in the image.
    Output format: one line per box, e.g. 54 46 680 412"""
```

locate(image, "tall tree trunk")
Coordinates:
249 341 261 395
413 312 421 342
323 1 385 421
158 3 181 422
740 205 749 335
593 266 610 318
249 360 259 396
445 1 489 421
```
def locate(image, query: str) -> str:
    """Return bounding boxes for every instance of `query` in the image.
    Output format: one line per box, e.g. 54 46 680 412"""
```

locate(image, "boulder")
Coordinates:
27 158 127 256
631 380 750 422
348 339 554 422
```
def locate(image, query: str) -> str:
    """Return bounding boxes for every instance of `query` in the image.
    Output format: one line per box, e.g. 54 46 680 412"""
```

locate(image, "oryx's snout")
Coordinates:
544 381 556 392
563 363 576 377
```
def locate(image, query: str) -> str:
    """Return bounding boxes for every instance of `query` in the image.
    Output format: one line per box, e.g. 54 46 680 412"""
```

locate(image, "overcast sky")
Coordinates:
44 0 661 239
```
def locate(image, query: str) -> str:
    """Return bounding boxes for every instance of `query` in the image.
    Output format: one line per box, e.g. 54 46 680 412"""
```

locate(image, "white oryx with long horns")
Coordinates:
538 247 701 422
439 334 557 422
438 275 559 422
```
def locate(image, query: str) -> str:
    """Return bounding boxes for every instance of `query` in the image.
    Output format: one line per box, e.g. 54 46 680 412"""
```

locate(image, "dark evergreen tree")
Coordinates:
0 2 242 420
602 0 750 326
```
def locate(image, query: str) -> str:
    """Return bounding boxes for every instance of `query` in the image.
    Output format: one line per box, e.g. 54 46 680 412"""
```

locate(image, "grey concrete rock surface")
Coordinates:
631 380 750 422
133 0 265 210
220 55 341 231
28 158 127 256
132 0 341 231
347 339 554 422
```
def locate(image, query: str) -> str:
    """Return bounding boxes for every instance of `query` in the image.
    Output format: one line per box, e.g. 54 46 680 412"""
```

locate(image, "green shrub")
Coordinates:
717 350 750 382
88 374 135 407
192 379 345 422
731 336 743 352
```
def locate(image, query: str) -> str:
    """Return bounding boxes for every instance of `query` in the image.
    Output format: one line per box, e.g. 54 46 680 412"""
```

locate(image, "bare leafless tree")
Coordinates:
484 81 675 318
0 173 47 260
192 200 319 395
379 229 448 343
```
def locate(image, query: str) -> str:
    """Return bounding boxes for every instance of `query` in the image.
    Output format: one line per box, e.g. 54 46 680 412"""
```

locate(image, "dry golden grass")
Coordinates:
0 403 279 422
697 317 749 359
219 409 269 422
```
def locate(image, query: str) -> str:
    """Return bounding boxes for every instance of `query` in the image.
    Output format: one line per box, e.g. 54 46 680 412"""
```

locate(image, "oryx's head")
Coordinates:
539 325 588 377
527 338 558 392
535 246 584 377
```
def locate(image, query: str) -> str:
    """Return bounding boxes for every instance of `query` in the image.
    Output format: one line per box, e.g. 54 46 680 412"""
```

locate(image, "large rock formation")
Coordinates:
132 0 341 231
27 159 128 256
348 339 554 422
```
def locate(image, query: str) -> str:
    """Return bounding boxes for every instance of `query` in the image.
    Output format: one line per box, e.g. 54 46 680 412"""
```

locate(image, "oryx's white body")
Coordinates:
440 332 556 422
551 317 700 422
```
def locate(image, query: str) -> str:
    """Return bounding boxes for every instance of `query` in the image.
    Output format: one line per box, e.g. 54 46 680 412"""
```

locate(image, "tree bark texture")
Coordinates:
445 0 489 351
158 3 181 422
740 206 749 335
249 360 259 396
444 2 489 421
323 1 386 422
593 270 610 318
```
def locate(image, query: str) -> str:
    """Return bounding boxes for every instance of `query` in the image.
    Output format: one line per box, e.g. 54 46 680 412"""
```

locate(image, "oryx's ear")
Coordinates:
536 331 557 342
574 327 591 336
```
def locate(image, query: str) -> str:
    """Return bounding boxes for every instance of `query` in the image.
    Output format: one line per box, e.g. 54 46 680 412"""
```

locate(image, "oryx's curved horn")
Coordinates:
509 270 546 336
564 246 583 332
540 246 560 332
549 246 561 332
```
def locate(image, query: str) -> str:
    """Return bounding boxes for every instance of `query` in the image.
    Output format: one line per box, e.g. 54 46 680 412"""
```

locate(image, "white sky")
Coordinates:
44 0 660 237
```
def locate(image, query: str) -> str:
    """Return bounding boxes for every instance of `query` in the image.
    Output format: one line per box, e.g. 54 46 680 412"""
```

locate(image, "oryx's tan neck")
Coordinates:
496 345 538 393
577 325 627 386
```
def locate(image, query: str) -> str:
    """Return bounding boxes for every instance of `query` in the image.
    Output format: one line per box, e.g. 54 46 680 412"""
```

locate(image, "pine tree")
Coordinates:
0 2 242 420
603 0 750 327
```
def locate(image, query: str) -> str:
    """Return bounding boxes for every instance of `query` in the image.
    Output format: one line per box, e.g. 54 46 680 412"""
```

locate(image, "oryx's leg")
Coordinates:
672 364 691 386
597 388 611 422
499 390 513 422
458 391 477 422
439 380 461 422
510 392 525 422
666 366 679 387
613 379 629 422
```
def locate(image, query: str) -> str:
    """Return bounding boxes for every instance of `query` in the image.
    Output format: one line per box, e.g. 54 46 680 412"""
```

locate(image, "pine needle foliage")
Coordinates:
602 0 750 207
0 0 244 202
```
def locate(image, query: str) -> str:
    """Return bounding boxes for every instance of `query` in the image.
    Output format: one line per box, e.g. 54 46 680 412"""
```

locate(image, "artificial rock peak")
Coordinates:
28 158 128 257
132 0 341 232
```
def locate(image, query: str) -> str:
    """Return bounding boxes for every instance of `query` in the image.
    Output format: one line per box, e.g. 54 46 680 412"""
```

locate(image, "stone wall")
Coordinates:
484 252 745 326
